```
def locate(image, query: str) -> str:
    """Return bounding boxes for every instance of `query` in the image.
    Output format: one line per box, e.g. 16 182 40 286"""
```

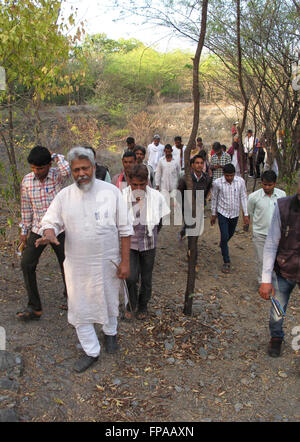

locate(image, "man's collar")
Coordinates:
32 169 52 181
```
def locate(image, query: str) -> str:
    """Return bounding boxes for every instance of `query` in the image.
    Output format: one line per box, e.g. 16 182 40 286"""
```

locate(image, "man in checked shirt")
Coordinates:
211 163 250 274
17 145 71 321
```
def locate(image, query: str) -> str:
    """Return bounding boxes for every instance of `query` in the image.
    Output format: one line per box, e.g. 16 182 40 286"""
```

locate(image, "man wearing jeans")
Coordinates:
259 182 300 357
122 164 170 320
211 163 249 273
247 170 286 286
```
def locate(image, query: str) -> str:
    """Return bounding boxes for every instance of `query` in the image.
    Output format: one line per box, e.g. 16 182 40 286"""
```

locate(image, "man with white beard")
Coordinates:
36 147 133 373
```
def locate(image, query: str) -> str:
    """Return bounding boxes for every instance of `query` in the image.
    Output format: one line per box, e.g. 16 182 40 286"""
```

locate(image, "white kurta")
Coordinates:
172 145 187 169
231 150 241 176
39 180 133 327
155 157 181 193
147 143 164 172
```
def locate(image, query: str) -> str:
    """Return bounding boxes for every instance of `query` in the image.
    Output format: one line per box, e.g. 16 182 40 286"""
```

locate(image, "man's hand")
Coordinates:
20 234 28 246
243 215 250 225
210 215 217 226
259 283 274 300
35 229 60 247
117 261 130 279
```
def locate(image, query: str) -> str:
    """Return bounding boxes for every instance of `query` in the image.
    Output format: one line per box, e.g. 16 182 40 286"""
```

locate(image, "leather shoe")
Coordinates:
104 335 119 354
73 354 98 373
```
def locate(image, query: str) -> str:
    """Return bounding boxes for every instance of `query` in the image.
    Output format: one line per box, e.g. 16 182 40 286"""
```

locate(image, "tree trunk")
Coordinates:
183 0 209 316
236 0 249 178
7 88 20 199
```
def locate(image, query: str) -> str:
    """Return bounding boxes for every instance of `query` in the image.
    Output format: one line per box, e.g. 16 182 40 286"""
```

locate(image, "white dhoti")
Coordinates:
76 316 118 357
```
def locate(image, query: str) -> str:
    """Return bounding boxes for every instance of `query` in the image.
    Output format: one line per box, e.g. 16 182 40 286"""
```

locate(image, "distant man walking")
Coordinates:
244 129 255 177
210 141 232 182
147 134 164 174
248 171 286 285
259 180 300 357
155 144 180 197
172 136 186 175
211 163 249 273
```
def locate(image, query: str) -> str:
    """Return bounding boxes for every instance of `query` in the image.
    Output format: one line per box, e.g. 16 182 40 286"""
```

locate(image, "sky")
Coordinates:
62 0 197 52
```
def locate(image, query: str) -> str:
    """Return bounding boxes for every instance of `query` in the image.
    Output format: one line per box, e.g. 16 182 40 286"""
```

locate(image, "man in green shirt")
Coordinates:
247 170 286 285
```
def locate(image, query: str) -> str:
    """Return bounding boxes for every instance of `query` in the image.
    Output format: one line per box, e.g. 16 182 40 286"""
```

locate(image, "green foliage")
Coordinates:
0 0 75 103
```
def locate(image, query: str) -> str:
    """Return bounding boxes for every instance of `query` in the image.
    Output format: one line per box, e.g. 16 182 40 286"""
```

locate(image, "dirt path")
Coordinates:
1 198 300 422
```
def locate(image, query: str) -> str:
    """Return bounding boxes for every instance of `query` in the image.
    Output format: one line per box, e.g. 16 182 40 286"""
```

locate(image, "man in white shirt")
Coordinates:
155 144 180 197
172 136 186 175
147 134 164 173
248 170 286 285
244 129 255 177
211 163 249 273
35 147 133 373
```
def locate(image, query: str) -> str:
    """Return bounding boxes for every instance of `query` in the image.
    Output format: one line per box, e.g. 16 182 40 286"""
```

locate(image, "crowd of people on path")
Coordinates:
15 125 299 373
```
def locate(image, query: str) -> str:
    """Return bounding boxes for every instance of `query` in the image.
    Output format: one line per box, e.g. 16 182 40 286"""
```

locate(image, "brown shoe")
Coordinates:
268 337 282 357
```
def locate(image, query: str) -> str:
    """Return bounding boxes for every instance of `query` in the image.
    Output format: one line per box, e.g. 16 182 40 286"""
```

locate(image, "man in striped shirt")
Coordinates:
211 163 249 273
210 141 232 182
17 146 71 321
122 164 170 320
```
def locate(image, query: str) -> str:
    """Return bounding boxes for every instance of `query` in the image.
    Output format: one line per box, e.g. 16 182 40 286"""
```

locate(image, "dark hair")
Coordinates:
127 164 148 181
261 170 277 183
198 149 207 159
197 137 202 142
221 145 227 152
213 141 221 152
133 145 146 156
126 137 135 144
83 145 96 158
247 130 253 134
164 144 173 150
27 145 51 166
122 150 136 160
191 154 204 165
223 163 235 174
174 136 182 142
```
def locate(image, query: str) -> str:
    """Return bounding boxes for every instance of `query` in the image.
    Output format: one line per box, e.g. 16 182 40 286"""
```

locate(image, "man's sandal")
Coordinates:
221 263 231 274
121 310 134 321
16 307 42 321
136 311 148 320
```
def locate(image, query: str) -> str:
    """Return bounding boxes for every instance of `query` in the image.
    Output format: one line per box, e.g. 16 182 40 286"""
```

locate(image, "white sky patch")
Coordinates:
61 0 197 52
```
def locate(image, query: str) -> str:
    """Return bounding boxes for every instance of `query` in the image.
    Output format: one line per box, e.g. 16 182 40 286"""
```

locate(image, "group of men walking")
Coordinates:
16 132 299 372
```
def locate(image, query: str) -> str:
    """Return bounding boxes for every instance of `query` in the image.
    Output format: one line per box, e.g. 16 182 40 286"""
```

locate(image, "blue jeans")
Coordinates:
217 213 239 263
269 273 300 339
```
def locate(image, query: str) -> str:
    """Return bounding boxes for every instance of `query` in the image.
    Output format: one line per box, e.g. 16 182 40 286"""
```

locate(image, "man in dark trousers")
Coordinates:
177 154 212 240
259 180 300 357
17 145 71 320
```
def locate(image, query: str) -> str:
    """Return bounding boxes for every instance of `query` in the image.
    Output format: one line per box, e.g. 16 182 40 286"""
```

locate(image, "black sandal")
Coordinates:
16 307 42 321
222 263 231 274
